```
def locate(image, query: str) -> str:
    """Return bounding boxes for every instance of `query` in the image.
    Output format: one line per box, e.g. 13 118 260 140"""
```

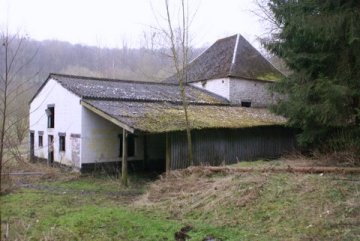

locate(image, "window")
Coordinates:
46 105 55 128
241 101 251 108
119 134 135 157
39 135 43 147
59 133 66 152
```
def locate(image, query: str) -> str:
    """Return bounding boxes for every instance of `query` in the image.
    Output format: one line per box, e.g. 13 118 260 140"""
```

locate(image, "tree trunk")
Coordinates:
179 84 193 165
164 0 193 166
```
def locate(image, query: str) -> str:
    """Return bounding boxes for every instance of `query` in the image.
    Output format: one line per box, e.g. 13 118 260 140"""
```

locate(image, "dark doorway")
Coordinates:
118 133 136 157
48 135 54 165
143 134 166 172
30 132 35 162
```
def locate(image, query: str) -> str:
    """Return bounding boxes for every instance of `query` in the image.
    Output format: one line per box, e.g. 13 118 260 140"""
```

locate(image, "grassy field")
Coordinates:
1 160 360 240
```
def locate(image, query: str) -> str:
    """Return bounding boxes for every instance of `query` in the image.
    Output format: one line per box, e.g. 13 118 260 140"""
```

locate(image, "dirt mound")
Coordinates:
137 167 268 224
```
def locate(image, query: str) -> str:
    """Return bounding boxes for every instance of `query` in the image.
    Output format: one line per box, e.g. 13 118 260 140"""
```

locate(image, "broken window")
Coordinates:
59 133 66 152
46 105 55 128
241 100 252 108
119 134 135 157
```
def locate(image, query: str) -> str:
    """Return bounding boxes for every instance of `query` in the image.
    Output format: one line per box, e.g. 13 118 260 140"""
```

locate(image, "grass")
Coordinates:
1 160 360 240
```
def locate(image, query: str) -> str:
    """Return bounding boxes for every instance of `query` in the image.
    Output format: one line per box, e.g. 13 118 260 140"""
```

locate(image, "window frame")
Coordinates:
38 131 44 147
46 104 55 128
58 133 66 152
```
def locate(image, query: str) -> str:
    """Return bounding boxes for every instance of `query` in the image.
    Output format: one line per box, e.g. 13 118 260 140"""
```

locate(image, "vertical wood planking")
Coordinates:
170 126 295 170
166 132 171 174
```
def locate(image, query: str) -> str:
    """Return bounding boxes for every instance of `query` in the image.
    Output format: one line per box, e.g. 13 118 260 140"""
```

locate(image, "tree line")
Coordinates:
262 0 360 158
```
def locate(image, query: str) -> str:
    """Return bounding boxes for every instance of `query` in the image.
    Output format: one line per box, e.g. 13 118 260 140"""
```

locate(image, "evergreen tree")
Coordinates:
264 0 360 151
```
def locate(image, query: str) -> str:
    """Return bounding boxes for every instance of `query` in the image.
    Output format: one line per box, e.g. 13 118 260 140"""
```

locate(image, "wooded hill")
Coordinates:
18 38 206 89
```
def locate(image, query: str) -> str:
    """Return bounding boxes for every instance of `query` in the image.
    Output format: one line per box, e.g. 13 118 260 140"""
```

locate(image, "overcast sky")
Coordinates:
0 0 268 49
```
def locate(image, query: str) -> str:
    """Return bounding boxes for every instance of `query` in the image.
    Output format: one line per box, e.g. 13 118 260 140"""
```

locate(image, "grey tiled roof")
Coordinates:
165 34 283 83
83 99 286 133
50 74 227 104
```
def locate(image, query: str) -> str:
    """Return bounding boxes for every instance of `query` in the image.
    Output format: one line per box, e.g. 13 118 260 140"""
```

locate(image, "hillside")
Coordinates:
8 38 207 85
1 159 359 240
0 37 205 130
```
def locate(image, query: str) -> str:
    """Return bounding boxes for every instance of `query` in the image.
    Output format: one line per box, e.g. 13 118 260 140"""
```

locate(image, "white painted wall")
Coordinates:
191 78 230 100
29 78 82 168
81 107 144 164
191 77 275 107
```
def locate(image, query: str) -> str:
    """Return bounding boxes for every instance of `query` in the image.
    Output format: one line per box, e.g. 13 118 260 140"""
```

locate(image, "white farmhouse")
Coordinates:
29 34 294 172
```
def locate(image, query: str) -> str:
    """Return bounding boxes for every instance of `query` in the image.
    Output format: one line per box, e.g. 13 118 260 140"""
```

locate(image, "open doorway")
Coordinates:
48 135 54 165
30 131 35 162
143 133 166 172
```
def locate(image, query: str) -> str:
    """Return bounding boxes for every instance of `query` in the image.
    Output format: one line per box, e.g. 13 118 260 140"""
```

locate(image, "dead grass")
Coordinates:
136 161 360 239
1 160 80 194
312 150 360 167
2 157 359 240
137 169 268 224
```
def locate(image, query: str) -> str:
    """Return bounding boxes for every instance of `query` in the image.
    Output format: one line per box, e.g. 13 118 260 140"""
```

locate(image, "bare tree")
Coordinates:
154 0 194 166
252 0 281 35
0 28 38 235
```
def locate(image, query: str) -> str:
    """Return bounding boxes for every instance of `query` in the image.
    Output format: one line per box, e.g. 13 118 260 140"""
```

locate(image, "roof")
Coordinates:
165 34 283 83
81 99 286 133
31 73 228 105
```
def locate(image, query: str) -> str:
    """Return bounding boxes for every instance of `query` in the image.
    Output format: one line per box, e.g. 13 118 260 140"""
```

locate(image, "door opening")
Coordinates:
48 135 54 165
30 132 35 162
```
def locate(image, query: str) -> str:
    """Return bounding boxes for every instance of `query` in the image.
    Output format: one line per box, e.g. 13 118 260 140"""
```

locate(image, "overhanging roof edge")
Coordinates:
80 100 135 133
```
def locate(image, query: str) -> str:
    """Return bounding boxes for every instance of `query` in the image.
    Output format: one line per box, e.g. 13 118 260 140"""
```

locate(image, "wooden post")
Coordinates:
166 132 171 174
122 129 128 186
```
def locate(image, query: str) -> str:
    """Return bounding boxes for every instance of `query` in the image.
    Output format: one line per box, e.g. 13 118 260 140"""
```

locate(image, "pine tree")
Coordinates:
264 0 360 151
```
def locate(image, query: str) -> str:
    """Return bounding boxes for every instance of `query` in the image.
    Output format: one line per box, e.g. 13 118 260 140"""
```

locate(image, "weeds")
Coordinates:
1 159 360 240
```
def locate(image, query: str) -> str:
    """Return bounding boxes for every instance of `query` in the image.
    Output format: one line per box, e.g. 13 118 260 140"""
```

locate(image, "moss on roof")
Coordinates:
83 100 286 133
256 72 283 82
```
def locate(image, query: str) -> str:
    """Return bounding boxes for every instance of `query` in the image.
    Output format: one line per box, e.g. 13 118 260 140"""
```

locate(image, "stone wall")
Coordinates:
229 78 275 107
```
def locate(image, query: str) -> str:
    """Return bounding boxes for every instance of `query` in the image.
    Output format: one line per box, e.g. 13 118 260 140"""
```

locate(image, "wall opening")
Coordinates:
119 133 136 157
30 131 35 161
143 133 166 172
241 101 252 108
38 135 43 147
48 135 54 164
59 133 66 152
46 105 55 128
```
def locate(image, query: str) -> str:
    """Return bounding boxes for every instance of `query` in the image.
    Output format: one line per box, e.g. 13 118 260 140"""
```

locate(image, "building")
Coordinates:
29 34 294 172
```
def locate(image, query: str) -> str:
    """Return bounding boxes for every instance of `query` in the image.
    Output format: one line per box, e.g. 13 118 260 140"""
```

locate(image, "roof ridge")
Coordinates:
187 34 238 66
50 73 178 86
82 96 229 106
231 34 240 65
228 35 284 80
214 34 238 43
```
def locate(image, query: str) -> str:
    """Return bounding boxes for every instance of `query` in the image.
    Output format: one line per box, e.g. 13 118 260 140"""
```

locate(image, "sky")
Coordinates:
0 0 268 49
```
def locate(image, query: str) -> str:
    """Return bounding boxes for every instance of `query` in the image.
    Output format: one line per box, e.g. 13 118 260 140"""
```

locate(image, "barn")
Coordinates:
29 34 295 172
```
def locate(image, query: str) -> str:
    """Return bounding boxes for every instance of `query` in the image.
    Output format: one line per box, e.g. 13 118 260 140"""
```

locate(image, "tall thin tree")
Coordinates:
163 0 193 165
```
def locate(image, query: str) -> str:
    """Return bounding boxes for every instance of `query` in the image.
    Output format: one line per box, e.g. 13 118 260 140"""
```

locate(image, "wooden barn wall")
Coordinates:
170 126 295 170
